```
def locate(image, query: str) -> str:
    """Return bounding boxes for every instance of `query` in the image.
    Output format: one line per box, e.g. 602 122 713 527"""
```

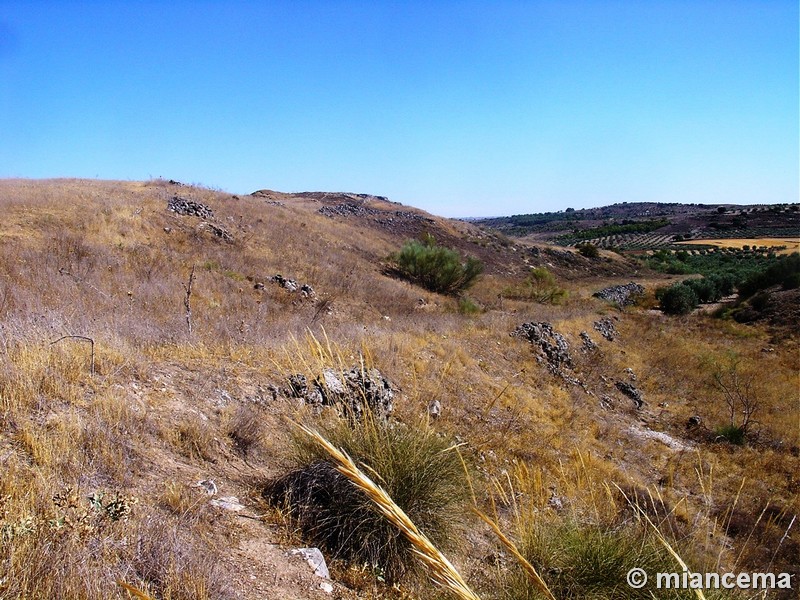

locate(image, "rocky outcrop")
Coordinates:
287 367 394 420
593 317 618 341
512 322 573 373
593 282 644 306
167 196 214 219
615 380 644 408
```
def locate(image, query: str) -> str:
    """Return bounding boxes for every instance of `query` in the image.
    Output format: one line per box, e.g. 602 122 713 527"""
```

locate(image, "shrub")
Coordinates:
658 284 698 315
502 267 568 305
716 424 746 445
506 519 692 600
457 295 482 315
738 252 800 297
576 243 599 258
389 237 483 295
263 416 470 582
682 277 721 303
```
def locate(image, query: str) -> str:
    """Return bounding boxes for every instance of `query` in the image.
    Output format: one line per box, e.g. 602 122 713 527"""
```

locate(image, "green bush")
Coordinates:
738 252 800 297
390 237 483 295
502 267 568 305
505 519 700 600
658 284 699 315
576 243 599 258
716 424 746 445
263 417 470 582
457 295 482 315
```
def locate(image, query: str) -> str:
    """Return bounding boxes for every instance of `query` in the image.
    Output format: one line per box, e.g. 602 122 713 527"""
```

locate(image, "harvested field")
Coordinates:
676 237 799 254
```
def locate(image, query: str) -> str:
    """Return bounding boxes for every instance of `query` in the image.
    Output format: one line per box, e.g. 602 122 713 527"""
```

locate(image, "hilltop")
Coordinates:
0 179 797 600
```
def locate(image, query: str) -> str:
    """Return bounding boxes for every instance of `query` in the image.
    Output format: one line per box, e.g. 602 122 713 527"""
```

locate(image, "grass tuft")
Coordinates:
264 416 471 585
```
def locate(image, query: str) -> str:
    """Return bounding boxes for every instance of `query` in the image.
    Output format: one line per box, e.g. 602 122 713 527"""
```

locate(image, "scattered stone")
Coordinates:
210 496 245 512
319 581 334 594
167 179 184 186
593 282 644 306
253 282 265 290
163 227 172 233
615 380 644 408
593 317 618 341
579 331 597 352
624 367 637 381
318 203 379 218
547 488 565 512
195 479 217 495
427 399 442 419
201 222 233 242
687 416 702 428
271 274 299 292
289 548 330 579
167 196 214 219
512 322 573 373
287 366 394 419
300 284 316 299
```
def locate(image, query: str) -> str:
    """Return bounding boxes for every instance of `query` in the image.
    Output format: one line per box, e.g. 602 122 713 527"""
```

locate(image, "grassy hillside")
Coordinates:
0 179 797 599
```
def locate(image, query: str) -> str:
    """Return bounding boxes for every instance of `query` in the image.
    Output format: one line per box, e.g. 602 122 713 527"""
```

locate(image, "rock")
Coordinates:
201 222 233 242
210 496 245 511
427 399 441 419
287 366 394 419
300 284 315 299
579 331 597 352
615 381 643 408
593 317 618 341
167 196 214 219
271 274 298 292
512 322 573 373
624 367 637 381
593 282 644 306
195 479 217 495
687 416 702 428
289 548 330 579
319 581 334 594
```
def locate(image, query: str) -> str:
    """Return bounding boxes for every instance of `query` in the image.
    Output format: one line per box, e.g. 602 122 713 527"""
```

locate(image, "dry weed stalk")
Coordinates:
117 580 155 600
473 509 556 600
295 422 481 600
615 484 707 600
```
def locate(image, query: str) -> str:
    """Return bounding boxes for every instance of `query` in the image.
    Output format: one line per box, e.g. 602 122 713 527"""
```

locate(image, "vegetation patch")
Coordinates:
263 416 470 582
388 235 483 295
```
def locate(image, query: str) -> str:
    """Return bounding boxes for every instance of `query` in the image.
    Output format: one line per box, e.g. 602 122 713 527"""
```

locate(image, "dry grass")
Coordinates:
0 178 797 598
676 238 800 255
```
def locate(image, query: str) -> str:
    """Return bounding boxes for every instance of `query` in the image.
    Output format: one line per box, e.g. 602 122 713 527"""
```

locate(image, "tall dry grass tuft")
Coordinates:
292 422 481 600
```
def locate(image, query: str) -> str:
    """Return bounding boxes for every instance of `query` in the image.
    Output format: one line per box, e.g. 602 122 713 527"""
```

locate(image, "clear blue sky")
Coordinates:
1 1 797 217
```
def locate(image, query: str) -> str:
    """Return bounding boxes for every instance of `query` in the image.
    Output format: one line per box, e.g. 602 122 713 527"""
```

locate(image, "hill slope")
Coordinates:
0 179 797 599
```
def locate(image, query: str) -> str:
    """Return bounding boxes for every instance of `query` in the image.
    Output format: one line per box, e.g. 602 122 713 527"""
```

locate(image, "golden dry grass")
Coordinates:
0 178 797 598
676 238 800 254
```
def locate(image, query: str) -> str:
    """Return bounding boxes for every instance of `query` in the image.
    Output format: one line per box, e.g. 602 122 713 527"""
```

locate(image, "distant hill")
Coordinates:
472 201 800 249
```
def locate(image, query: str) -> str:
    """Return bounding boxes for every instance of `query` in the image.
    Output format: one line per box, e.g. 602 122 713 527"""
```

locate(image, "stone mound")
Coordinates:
168 196 214 219
593 282 644 306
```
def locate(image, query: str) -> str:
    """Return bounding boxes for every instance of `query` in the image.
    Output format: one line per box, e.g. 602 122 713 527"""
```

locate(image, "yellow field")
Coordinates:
676 237 799 254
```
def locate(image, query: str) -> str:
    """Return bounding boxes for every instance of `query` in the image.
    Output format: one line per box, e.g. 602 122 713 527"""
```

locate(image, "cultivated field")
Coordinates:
677 238 800 255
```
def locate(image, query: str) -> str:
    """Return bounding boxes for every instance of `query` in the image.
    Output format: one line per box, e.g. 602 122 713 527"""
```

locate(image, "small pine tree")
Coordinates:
390 238 483 295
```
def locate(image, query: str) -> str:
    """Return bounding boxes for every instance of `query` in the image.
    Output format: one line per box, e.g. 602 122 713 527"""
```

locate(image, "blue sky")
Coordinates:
0 1 797 217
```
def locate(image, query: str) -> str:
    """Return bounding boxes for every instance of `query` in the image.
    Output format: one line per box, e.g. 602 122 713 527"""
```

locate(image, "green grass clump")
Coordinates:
389 236 483 295
503 267 568 305
263 416 470 582
504 518 735 600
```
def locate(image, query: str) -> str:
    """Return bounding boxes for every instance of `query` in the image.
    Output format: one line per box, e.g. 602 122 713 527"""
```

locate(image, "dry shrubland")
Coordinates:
0 178 797 599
